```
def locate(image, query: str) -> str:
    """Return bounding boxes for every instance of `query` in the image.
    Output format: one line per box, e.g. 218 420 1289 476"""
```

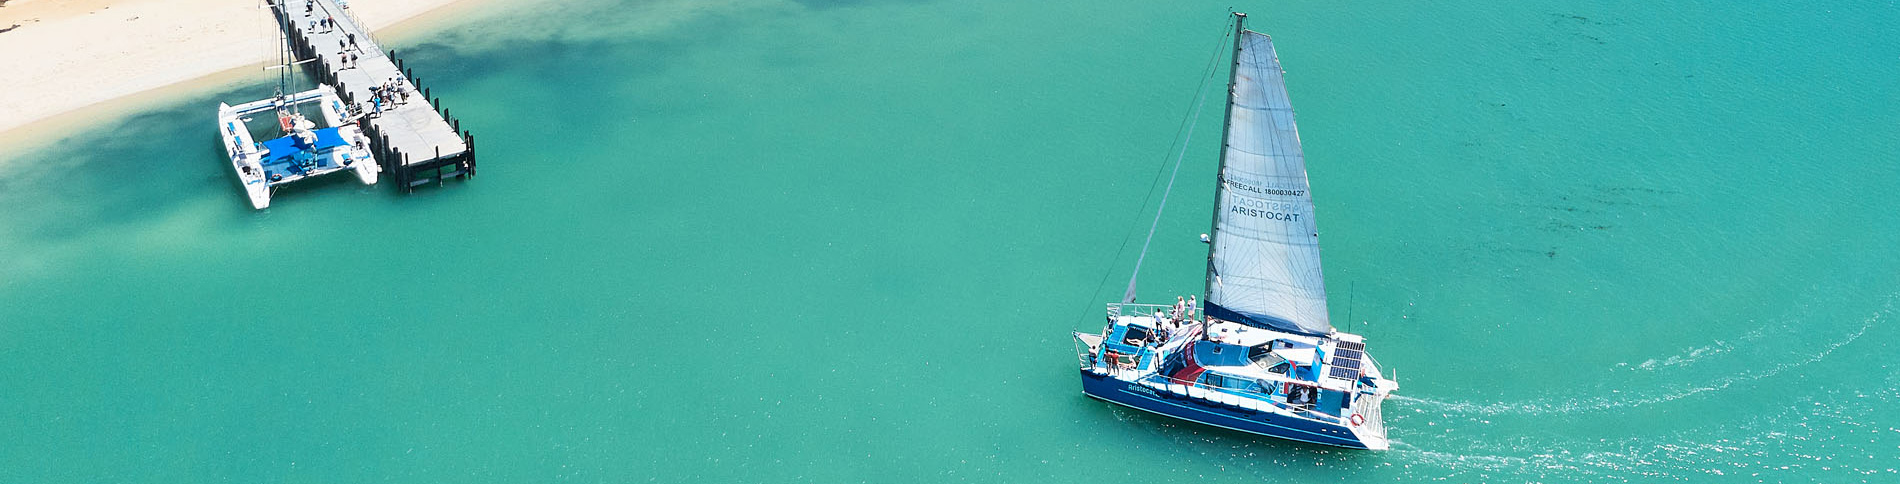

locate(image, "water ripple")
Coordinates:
1392 304 1884 417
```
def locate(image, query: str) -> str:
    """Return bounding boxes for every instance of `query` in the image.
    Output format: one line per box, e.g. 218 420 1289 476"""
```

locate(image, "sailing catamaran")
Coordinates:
1072 13 1398 450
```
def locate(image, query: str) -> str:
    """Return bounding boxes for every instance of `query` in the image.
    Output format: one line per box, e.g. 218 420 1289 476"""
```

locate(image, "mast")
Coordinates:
1203 12 1247 301
274 0 290 101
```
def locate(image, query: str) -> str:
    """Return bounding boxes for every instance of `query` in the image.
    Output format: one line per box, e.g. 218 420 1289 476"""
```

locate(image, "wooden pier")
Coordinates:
273 0 476 192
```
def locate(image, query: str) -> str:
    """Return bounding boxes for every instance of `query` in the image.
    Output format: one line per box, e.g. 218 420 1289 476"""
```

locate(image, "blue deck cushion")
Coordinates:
258 135 302 165
311 127 349 150
258 128 352 165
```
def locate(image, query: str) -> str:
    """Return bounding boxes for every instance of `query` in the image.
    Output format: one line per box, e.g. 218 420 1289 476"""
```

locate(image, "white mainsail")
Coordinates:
1204 30 1332 336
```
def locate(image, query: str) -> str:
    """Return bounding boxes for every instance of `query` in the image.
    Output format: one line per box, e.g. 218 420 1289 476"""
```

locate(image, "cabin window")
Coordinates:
1199 373 1264 393
1286 384 1319 407
1197 372 1227 388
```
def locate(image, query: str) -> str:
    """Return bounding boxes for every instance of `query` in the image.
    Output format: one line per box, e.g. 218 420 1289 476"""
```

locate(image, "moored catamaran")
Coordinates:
217 85 378 209
1072 12 1399 450
216 0 378 209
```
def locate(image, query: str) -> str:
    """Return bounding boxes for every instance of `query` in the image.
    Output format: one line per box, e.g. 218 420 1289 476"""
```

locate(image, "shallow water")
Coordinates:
2 0 1896 482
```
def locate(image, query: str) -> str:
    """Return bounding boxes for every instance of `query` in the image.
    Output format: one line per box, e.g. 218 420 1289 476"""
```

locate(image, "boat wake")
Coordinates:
1627 338 1735 371
1351 294 1900 481
1390 296 1888 418
1378 378 1900 482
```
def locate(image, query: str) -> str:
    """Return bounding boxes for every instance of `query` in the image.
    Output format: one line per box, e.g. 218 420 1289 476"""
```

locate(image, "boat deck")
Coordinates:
217 86 377 209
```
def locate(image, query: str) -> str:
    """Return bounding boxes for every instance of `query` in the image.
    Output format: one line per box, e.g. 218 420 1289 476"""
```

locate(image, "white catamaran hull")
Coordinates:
217 102 273 209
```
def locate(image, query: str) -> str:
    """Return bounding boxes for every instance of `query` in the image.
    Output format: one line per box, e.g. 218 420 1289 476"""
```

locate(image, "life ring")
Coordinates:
1349 413 1366 426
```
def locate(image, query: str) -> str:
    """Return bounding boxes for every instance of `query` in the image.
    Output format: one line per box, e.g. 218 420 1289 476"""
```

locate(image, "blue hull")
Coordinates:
1080 370 1369 449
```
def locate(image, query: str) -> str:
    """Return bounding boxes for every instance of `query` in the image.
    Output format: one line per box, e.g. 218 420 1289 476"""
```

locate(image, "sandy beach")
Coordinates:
0 0 481 140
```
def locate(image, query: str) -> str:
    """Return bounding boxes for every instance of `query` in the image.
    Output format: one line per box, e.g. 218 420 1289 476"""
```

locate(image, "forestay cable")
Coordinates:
1122 19 1235 303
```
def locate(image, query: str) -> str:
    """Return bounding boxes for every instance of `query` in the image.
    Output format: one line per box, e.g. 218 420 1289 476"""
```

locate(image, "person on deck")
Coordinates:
1287 384 1316 410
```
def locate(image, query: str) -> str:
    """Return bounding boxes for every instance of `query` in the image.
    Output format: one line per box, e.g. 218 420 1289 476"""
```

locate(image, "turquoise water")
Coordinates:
3 0 1897 481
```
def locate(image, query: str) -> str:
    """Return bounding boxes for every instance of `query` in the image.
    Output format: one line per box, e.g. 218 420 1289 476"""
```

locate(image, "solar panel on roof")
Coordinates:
1334 348 1364 360
1335 340 1366 351
1328 367 1361 380
1330 357 1362 370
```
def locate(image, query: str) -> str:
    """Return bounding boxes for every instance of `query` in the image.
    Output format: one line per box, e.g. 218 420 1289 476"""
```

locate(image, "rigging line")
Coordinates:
1074 17 1236 327
1123 19 1236 304
1122 82 1214 303
1132 22 1238 239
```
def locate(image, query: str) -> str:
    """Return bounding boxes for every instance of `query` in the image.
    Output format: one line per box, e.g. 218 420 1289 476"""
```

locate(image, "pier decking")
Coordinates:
274 0 476 191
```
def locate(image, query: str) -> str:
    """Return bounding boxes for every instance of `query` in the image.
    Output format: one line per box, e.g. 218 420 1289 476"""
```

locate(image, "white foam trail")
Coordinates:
1367 295 1899 481
1629 339 1734 371
1393 310 1881 417
1385 390 1900 482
